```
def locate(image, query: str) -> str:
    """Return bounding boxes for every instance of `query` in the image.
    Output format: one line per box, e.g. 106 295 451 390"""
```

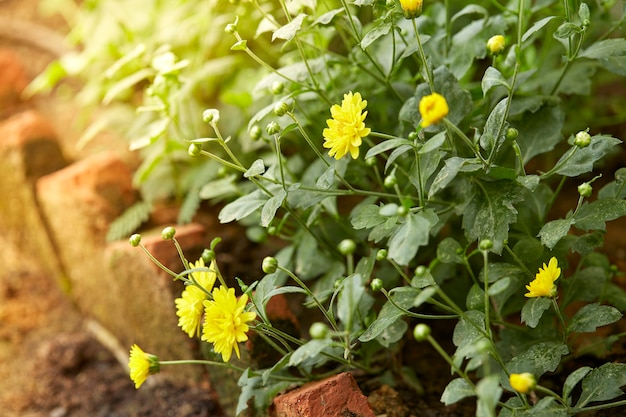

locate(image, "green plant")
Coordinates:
122 0 626 415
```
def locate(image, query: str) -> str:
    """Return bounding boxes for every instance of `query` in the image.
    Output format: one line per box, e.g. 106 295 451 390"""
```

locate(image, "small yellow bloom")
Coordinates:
175 258 218 338
487 35 506 55
323 91 371 159
400 0 423 19
509 373 536 394
202 286 257 362
128 344 160 389
525 257 561 298
419 93 449 128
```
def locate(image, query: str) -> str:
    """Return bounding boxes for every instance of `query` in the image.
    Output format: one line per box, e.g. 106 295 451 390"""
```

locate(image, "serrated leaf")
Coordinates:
513 103 564 164
272 13 307 42
561 266 609 307
462 180 524 254
351 203 386 229
388 210 438 265
236 371 291 416
219 190 267 223
574 199 626 231
441 378 475 405
521 297 552 328
567 303 622 333
504 342 569 390
538 217 575 249
576 363 626 407
555 135 621 177
580 38 626 59
481 66 509 96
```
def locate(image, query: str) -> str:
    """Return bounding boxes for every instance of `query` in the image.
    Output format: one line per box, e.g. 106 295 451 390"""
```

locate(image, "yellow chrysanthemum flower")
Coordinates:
175 259 218 338
525 257 561 298
128 344 160 389
322 91 371 160
400 0 423 19
487 35 506 55
509 373 536 394
419 93 449 128
202 286 257 362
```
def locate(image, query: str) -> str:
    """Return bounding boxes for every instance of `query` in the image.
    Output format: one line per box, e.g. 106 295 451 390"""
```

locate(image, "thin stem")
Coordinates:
552 298 568 343
138 243 178 277
411 17 435 93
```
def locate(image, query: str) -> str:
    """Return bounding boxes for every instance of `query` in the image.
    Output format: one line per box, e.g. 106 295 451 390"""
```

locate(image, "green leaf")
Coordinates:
476 375 502 417
563 367 592 402
437 237 465 264
219 190 268 223
481 66 509 96
106 201 152 241
462 180 524 254
429 157 482 198
453 310 485 347
419 131 447 154
337 274 366 332
351 203 386 229
522 16 558 43
576 363 626 407
261 189 286 227
504 342 569 390
538 218 575 249
580 38 626 60
237 370 291 416
360 20 392 49
513 102 564 164
289 339 329 366
574 199 626 231
102 68 153 105
554 22 583 39
441 378 475 406
313 8 343 26
364 138 414 159
555 135 622 177
521 297 552 328
359 287 417 342
567 303 622 333
561 266 609 307
388 210 438 265
272 13 307 42
578 2 590 21
480 98 509 152
244 159 265 178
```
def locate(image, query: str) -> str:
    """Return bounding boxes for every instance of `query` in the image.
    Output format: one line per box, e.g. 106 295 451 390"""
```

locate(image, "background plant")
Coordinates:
36 0 626 415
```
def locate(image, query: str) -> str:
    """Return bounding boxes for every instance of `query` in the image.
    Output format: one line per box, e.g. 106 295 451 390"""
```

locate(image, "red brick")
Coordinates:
272 372 376 417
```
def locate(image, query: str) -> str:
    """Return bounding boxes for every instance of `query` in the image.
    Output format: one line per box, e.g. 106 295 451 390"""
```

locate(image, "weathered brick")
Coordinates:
0 110 67 279
272 372 376 417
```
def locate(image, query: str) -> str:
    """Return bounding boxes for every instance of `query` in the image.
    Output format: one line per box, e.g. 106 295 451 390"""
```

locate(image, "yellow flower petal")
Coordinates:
322 91 371 160
509 373 536 394
525 257 561 298
175 259 218 338
419 93 449 128
128 344 159 389
202 286 257 362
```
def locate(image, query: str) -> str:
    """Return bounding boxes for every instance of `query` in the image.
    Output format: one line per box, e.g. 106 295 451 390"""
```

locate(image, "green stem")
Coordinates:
411 17 435 93
552 298 568 343
380 288 458 320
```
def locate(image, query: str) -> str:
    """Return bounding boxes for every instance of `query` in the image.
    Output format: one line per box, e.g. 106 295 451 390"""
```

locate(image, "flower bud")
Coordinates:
225 23 237 34
414 265 428 276
188 143 202 157
413 323 431 341
376 249 388 261
578 182 593 197
505 127 518 140
129 234 142 247
202 109 220 124
383 174 397 188
509 373 536 394
271 81 284 95
201 248 216 263
365 157 377 167
338 239 357 255
249 125 262 141
396 205 409 216
487 35 506 55
400 0 423 19
161 227 176 240
273 101 289 117
309 322 329 339
370 278 384 292
574 130 591 148
479 239 493 251
262 256 278 274
266 121 281 136
408 131 419 141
